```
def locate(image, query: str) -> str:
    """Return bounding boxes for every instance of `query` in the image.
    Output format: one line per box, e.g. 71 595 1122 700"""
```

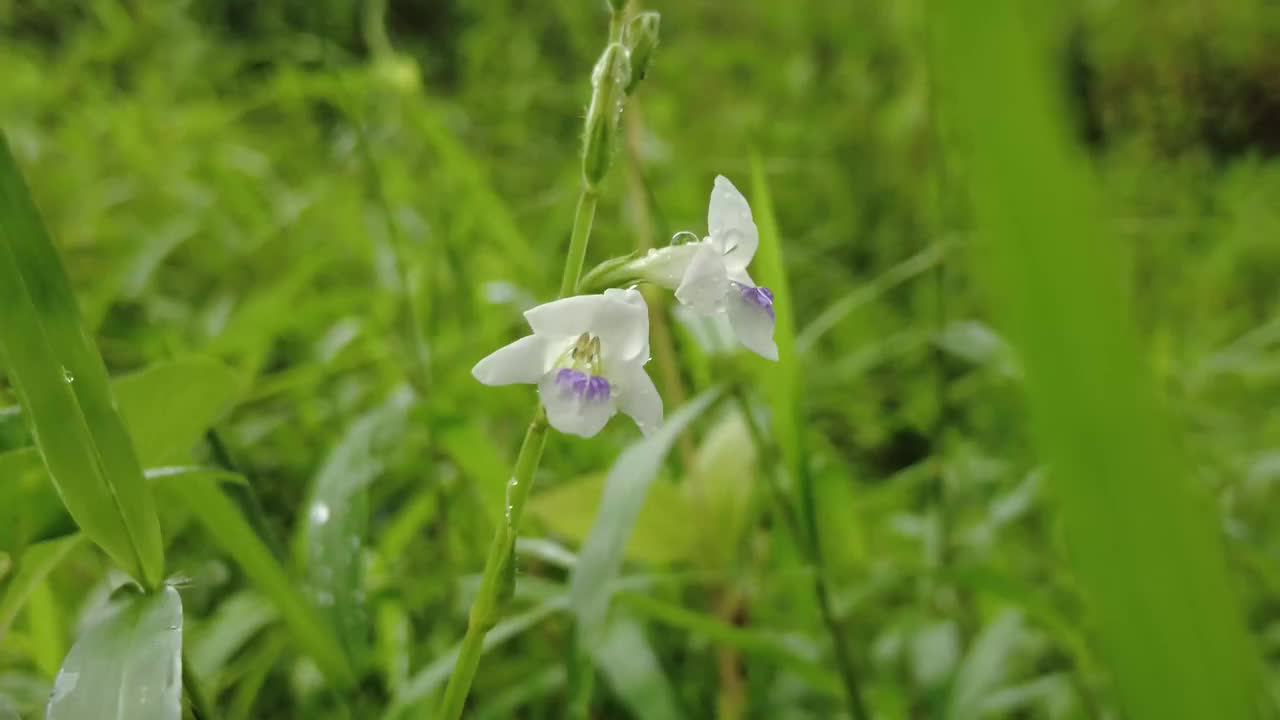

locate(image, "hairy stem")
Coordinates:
436 410 549 720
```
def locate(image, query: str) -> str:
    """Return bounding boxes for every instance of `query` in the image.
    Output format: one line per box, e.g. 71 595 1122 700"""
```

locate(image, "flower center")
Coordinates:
547 333 612 402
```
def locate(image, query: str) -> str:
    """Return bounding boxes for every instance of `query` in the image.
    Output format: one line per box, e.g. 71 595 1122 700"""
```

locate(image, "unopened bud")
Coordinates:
582 43 630 187
624 12 660 94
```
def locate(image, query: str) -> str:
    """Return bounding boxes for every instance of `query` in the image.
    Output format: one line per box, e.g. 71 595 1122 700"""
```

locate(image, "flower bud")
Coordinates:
582 43 630 187
624 12 660 94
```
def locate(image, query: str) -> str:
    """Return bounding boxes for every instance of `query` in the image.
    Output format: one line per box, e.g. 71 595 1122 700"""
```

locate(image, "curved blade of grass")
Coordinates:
929 4 1261 718
745 157 800 483
593 616 683 720
568 389 720 641
166 475 353 687
384 595 569 719
945 610 1023 720
46 586 182 720
0 534 86 647
0 135 164 587
616 591 841 695
297 387 413 666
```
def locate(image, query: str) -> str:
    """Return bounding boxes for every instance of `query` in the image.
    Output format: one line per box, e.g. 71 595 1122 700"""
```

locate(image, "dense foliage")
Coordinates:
2 1 1279 718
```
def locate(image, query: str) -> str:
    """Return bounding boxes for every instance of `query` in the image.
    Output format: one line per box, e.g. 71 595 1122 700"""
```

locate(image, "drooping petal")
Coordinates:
616 364 663 436
675 242 728 314
726 283 778 360
524 290 649 362
472 334 552 385
707 175 759 272
538 369 616 438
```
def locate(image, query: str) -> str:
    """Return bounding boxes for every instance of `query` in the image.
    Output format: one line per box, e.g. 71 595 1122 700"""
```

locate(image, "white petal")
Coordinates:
537 371 616 438
617 365 662 436
472 335 551 385
707 175 759 272
524 290 649 363
675 242 728 314
726 286 778 361
727 266 755 287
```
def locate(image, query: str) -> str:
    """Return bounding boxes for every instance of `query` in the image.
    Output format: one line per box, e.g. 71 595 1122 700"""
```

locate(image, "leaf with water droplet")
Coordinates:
297 388 413 667
46 585 182 720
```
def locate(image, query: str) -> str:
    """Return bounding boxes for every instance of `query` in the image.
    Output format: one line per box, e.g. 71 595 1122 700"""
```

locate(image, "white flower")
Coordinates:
472 288 662 438
630 175 778 360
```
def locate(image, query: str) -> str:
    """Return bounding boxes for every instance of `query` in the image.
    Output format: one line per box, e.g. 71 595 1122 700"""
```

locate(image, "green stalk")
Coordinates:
436 411 548 720
558 188 599 298
734 388 869 720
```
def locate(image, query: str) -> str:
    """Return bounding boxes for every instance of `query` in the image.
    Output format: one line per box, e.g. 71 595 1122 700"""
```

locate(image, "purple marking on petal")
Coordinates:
555 368 611 402
585 375 611 401
738 284 776 321
557 368 587 387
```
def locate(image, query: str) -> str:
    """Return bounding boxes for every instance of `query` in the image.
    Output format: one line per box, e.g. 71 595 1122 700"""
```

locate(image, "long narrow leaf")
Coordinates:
930 4 1260 717
0 136 164 586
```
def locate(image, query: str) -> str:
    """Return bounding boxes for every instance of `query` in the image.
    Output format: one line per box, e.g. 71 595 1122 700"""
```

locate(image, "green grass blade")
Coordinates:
568 389 721 640
0 135 164 587
45 586 183 720
166 475 354 687
930 4 1261 718
746 156 801 483
593 616 683 720
0 534 86 647
385 596 568 719
297 388 412 666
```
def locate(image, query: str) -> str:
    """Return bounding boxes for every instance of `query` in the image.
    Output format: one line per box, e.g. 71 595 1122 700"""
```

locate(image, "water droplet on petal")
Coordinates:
670 231 699 246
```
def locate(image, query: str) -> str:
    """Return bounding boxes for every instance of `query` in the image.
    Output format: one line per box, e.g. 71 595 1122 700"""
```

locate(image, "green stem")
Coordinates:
734 388 869 720
436 410 549 720
558 187 599 298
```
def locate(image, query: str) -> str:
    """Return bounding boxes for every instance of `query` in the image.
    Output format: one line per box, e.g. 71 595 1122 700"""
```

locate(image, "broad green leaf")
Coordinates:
298 387 413 666
593 616 683 720
529 473 698 566
114 357 243 466
0 534 85 647
46 586 182 720
0 136 164 586
681 409 757 569
931 4 1261 717
568 389 720 640
165 475 353 687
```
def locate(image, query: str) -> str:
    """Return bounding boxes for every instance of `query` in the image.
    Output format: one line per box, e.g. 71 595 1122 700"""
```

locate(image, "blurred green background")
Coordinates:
2 0 1280 718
